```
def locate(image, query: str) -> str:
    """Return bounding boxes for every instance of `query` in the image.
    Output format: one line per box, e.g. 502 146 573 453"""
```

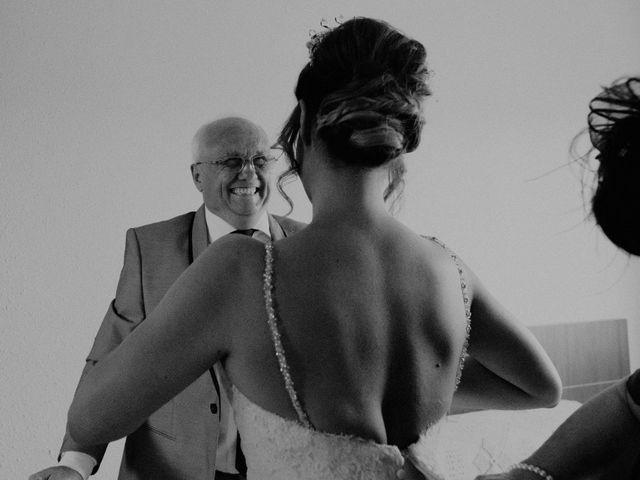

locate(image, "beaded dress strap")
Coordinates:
422 236 472 388
262 241 313 428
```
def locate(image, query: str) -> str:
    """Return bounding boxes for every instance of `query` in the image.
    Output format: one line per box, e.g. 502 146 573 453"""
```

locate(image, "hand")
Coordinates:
28 466 83 480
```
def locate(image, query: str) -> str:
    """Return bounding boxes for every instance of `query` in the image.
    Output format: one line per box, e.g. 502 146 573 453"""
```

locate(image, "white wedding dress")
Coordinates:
221 238 471 479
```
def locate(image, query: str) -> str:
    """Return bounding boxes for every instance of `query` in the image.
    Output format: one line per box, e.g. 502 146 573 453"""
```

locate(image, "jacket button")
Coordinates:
210 403 218 414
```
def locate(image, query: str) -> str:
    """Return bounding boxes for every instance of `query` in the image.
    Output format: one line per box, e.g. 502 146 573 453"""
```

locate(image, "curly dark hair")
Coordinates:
275 17 431 212
582 77 640 255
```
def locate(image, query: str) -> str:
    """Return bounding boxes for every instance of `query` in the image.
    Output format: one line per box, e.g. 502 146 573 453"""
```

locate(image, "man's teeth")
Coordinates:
231 187 258 195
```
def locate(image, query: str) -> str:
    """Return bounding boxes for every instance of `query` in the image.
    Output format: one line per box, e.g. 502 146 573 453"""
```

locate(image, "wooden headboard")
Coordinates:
529 318 630 403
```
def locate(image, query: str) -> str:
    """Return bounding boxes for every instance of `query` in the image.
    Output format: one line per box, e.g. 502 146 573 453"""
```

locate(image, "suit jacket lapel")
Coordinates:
191 205 209 261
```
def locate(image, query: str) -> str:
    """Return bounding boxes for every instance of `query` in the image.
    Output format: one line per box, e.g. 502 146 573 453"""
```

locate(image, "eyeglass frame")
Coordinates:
193 153 279 173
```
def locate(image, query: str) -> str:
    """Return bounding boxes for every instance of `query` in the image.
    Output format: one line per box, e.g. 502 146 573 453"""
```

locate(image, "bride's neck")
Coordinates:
307 157 390 225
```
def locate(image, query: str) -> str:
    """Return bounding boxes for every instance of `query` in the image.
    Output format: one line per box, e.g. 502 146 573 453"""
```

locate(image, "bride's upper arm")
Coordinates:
68 236 257 445
462 262 562 404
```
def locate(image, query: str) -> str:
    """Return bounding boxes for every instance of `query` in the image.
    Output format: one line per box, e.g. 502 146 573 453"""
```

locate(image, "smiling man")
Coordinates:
191 117 274 231
30 117 306 480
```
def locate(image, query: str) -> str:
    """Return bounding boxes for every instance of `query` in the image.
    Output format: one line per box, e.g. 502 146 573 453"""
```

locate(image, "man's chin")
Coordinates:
228 200 266 216
227 194 259 206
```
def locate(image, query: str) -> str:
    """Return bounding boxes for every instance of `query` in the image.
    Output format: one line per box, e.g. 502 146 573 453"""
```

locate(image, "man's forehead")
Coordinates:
194 118 271 160
209 135 270 157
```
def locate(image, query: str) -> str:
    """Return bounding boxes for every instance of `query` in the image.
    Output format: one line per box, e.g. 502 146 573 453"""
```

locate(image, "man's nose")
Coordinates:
237 162 257 179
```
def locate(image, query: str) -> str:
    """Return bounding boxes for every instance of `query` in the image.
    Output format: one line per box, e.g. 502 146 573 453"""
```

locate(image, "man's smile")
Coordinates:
230 186 260 196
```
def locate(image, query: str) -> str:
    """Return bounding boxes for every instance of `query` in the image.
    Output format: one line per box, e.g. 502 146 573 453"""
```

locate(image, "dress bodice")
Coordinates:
222 237 471 480
224 383 445 479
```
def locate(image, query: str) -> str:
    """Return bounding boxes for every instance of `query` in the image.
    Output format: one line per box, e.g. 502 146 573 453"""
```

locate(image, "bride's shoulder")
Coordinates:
195 234 266 279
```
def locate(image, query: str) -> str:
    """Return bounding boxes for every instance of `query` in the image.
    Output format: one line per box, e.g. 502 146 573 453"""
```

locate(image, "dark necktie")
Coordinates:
231 228 269 244
231 228 257 237
235 435 247 476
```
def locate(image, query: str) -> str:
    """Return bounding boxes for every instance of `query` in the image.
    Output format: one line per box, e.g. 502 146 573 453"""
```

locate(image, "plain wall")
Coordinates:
2 1 639 478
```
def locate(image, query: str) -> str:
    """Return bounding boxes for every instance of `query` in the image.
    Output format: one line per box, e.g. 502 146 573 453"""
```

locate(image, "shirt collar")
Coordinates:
204 207 271 243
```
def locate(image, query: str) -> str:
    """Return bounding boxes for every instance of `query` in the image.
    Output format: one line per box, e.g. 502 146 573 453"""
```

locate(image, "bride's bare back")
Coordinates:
223 219 470 448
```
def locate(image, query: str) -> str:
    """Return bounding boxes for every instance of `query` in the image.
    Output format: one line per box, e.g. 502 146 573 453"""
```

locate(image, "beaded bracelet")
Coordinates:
510 463 553 480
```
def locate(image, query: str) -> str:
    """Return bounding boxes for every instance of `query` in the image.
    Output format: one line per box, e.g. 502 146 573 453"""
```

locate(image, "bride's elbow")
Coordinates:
531 370 563 408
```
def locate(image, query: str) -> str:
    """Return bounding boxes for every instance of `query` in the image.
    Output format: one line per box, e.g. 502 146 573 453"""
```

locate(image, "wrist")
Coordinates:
510 463 554 480
59 451 97 480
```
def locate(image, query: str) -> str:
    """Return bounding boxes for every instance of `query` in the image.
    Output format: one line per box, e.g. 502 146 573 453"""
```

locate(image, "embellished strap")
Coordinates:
423 236 472 388
262 241 313 428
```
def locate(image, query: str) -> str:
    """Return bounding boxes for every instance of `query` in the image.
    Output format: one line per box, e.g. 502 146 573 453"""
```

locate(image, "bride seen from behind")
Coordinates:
68 17 561 479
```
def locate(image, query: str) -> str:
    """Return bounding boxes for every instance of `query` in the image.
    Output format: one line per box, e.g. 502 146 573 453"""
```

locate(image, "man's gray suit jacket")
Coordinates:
60 205 306 479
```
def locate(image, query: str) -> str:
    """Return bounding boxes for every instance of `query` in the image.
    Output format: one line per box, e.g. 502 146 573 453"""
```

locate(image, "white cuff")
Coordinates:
59 451 97 480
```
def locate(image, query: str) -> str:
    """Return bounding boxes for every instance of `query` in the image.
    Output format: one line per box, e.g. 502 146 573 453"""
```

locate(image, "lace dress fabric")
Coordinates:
222 237 471 480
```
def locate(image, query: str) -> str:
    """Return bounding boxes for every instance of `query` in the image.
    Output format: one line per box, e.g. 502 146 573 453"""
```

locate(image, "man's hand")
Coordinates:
28 466 83 480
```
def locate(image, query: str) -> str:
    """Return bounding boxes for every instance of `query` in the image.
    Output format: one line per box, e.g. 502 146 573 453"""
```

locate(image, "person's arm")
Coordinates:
474 373 640 479
451 264 562 413
67 235 252 446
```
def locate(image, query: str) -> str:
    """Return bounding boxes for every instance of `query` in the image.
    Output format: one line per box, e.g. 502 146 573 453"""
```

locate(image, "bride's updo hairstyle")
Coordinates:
277 17 430 205
583 77 640 255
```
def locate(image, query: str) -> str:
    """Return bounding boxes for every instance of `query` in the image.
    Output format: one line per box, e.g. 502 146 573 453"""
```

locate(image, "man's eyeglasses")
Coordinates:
194 153 278 173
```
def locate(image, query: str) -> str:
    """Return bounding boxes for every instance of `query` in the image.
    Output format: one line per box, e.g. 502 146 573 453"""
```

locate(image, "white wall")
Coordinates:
2 1 639 477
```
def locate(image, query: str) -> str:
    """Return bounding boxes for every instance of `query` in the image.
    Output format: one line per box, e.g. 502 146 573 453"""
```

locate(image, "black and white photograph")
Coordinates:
2 1 639 479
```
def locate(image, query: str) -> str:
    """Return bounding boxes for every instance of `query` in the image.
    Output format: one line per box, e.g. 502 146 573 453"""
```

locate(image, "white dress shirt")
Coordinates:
204 208 270 245
60 208 271 478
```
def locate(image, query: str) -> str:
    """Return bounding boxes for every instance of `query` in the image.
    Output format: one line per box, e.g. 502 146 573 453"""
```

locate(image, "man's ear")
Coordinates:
190 164 203 192
299 100 312 146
